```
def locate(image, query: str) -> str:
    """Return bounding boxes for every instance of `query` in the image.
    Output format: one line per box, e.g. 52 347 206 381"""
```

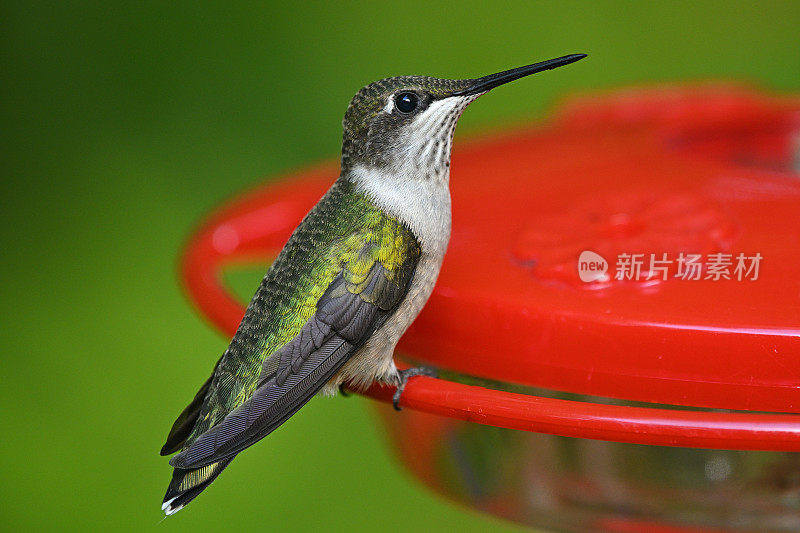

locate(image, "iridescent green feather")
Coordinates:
184 177 419 444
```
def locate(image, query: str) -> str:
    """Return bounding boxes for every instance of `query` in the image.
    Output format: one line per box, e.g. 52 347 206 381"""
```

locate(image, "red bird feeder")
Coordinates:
181 85 800 532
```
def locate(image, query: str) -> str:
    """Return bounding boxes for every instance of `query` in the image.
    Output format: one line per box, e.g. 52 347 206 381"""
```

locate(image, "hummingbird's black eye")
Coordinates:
394 92 419 113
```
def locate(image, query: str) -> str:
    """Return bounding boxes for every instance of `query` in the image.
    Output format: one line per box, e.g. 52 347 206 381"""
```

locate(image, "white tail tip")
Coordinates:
161 497 184 516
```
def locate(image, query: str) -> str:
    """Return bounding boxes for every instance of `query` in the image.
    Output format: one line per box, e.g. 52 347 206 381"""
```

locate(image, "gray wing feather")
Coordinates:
169 261 413 470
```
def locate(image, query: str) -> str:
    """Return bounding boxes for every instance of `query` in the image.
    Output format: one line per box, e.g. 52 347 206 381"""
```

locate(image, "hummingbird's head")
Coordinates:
340 54 586 178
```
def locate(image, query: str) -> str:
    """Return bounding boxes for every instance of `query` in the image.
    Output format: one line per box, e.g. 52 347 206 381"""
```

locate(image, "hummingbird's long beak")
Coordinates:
451 54 587 96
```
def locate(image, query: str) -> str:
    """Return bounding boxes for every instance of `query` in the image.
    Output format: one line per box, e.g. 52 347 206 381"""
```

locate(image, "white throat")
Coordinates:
345 95 479 255
388 95 479 179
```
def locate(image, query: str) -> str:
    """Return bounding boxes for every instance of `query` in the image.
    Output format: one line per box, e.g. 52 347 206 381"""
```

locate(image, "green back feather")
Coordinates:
185 178 420 444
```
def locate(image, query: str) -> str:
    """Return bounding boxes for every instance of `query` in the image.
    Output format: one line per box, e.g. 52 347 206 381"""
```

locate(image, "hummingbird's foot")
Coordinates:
339 383 350 397
393 367 437 411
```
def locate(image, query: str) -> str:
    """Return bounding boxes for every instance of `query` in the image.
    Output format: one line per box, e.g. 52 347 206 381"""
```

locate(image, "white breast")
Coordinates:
320 165 452 394
348 164 452 256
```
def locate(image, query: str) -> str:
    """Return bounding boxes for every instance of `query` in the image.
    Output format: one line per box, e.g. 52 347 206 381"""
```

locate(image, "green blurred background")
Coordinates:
2 2 799 531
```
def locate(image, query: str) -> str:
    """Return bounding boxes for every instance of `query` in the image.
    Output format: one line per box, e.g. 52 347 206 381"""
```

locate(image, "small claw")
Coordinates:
392 366 437 411
339 384 350 397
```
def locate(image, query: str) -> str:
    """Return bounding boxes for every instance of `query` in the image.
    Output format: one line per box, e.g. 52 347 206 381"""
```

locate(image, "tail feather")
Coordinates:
161 362 225 515
162 458 234 515
161 364 218 456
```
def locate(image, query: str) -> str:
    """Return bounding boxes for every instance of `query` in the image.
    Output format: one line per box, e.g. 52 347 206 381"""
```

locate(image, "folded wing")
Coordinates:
169 250 418 470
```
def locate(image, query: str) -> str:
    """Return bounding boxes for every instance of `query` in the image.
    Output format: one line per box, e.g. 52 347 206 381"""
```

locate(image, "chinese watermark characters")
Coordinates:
578 251 762 282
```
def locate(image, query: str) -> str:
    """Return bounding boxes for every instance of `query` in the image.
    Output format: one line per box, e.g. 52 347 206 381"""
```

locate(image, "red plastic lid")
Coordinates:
405 84 800 414
182 85 800 450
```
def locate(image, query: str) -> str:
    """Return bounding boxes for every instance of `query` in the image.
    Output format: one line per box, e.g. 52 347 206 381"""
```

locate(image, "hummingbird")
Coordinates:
160 53 586 515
